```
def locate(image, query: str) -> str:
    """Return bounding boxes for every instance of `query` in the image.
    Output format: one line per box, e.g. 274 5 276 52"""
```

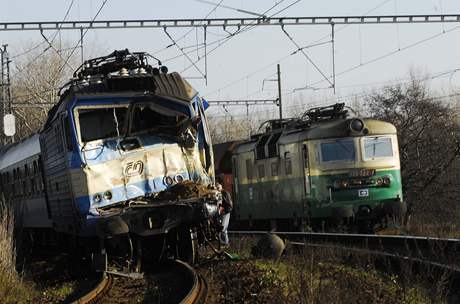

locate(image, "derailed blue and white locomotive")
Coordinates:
0 50 220 273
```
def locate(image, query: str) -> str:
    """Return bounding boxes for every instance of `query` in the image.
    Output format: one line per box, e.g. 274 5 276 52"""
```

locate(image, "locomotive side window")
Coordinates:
285 159 292 175
363 137 393 160
245 159 253 180
258 164 265 179
271 162 279 176
284 151 292 175
55 126 63 153
33 161 38 174
320 139 355 162
62 115 74 151
78 107 128 143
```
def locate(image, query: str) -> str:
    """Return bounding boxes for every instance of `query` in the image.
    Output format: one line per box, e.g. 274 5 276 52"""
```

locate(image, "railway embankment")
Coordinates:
199 234 456 304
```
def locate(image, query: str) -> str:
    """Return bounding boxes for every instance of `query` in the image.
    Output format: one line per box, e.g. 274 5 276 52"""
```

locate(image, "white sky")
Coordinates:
1 0 460 118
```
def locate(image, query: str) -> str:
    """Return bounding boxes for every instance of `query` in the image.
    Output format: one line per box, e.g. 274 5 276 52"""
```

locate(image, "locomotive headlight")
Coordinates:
104 191 113 200
163 176 174 186
349 119 364 132
382 176 391 186
174 174 184 183
93 193 102 203
376 178 383 186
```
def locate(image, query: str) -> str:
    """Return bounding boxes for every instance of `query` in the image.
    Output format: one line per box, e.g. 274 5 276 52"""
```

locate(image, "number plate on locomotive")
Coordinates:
358 189 369 197
349 169 375 178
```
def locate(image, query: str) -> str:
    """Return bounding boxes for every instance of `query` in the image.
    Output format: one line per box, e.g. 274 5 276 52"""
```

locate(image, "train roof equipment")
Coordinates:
236 103 396 156
45 49 198 130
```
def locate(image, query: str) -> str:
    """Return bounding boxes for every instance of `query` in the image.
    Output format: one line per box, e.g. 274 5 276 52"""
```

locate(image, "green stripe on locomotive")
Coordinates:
308 169 402 218
234 169 402 220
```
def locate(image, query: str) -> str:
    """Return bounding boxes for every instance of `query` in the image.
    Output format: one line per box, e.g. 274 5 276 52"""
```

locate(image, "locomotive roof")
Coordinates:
44 72 197 130
0 134 40 171
234 118 397 154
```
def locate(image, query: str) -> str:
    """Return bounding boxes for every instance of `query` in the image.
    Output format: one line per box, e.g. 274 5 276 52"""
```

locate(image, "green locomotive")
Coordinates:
229 103 406 232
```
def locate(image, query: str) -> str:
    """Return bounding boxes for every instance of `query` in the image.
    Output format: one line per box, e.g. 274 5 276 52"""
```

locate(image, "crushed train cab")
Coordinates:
0 50 221 273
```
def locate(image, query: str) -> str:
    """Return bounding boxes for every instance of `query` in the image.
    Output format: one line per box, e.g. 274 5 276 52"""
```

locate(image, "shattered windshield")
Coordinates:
78 107 127 143
130 103 188 136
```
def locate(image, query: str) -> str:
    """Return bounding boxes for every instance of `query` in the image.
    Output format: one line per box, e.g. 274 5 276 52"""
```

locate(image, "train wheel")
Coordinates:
176 227 199 264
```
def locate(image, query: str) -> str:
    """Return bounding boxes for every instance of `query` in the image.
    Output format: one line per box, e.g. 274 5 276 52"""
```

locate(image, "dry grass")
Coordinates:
272 246 431 304
0 201 36 303
204 237 449 304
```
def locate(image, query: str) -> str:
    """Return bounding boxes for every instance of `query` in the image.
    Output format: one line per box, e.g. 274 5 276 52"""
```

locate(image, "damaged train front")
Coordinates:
64 51 221 274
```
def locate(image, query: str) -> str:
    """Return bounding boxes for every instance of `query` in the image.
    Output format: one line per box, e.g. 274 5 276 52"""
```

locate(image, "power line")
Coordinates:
298 23 460 91
194 0 267 18
10 0 76 78
152 0 225 56
208 92 460 121
281 26 334 88
207 67 460 119
57 0 109 75
10 0 75 60
163 27 207 80
202 0 399 98
181 0 295 73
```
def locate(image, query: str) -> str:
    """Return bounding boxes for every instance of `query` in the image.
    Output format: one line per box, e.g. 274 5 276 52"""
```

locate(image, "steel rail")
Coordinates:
1 14 460 31
229 230 460 261
71 273 113 304
71 260 206 304
177 260 208 304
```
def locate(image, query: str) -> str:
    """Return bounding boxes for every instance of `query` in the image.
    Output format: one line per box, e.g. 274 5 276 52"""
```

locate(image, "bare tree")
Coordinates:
1 43 80 143
364 78 460 224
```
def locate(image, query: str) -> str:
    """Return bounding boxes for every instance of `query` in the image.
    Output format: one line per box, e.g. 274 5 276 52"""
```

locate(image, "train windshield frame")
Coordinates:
75 104 129 143
320 138 356 163
127 101 190 137
362 136 393 161
74 99 192 144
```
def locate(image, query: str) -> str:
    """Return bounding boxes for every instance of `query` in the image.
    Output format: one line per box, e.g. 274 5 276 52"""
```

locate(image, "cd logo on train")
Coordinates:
124 160 144 176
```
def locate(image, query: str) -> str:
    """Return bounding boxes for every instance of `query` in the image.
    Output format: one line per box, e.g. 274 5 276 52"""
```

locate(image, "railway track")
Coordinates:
71 273 113 304
230 230 460 261
230 230 460 301
72 260 207 304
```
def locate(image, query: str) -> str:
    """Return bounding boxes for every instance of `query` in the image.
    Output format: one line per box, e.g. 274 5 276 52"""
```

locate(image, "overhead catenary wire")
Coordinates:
208 91 460 121
163 27 207 80
56 0 109 75
10 0 76 60
208 67 460 120
202 0 396 98
11 0 76 78
152 0 225 56
194 0 266 18
40 30 75 71
298 23 460 92
165 0 390 70
281 25 334 88
180 0 297 74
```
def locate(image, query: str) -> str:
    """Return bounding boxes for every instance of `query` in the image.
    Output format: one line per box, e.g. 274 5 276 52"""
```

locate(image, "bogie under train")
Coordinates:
0 50 222 273
217 103 407 233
